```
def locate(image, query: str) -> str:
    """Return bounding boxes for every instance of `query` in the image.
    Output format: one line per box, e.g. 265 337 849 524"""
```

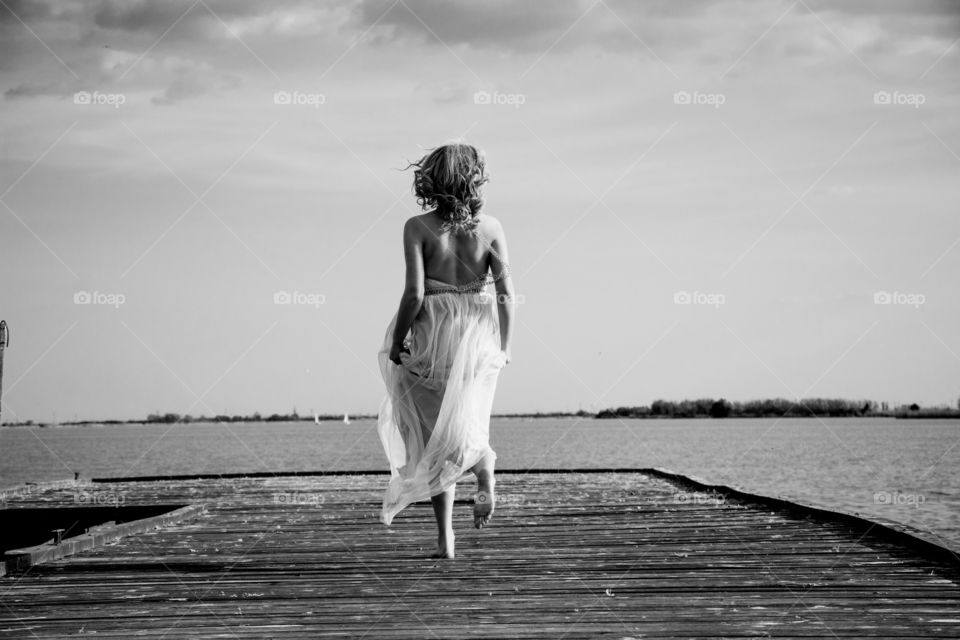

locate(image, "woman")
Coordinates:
377 142 515 559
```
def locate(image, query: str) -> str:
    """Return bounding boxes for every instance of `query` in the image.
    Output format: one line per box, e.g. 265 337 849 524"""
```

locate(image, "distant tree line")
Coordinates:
595 398 960 419
141 410 595 424
143 412 374 424
495 410 594 419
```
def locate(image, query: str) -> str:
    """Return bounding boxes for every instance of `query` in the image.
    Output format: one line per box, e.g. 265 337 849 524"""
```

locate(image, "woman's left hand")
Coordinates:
389 342 409 365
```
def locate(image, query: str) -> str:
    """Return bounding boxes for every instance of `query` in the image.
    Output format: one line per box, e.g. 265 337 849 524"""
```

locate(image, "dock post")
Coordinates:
0 320 7 425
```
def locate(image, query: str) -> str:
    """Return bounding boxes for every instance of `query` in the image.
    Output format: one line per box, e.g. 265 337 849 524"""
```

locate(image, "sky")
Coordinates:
0 0 958 423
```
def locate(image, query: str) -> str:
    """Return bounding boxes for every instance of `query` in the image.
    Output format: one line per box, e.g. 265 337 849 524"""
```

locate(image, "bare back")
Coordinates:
415 212 501 286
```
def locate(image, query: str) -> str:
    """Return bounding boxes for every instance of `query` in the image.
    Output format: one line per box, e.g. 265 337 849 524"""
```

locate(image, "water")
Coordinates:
1 417 957 550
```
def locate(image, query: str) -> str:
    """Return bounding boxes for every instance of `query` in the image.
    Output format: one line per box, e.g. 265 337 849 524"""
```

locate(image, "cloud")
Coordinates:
412 78 476 104
151 76 206 105
350 0 776 56
221 5 351 38
3 0 957 109
93 0 193 33
1 46 241 105
90 0 351 40
352 0 592 52
807 0 960 18
0 0 56 25
802 0 960 53
92 0 256 36
150 60 242 105
349 0 960 71
3 79 73 99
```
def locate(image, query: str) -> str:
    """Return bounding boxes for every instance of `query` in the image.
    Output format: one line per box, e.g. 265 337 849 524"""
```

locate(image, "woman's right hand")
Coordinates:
389 341 410 365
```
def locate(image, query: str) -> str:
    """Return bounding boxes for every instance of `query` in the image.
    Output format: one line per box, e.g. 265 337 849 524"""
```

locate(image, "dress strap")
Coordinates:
424 272 489 296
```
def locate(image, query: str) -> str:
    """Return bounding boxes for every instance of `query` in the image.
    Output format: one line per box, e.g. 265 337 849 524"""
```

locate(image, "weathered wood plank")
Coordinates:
0 472 957 639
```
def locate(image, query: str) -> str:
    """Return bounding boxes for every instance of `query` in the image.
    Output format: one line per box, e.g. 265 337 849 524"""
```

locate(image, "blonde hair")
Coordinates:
406 142 489 232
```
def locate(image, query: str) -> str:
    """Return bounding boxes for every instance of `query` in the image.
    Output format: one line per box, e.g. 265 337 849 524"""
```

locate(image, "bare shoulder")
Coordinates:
403 213 433 238
476 213 505 238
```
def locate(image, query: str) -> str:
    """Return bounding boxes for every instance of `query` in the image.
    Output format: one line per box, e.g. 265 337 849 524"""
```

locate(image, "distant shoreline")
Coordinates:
1 411 592 427
2 402 958 429
593 398 960 421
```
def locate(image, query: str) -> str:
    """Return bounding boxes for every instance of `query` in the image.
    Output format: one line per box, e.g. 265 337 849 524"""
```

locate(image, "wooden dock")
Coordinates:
1 471 959 638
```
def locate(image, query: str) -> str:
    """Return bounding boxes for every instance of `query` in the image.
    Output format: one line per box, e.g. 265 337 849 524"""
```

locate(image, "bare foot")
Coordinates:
474 489 495 529
431 529 455 559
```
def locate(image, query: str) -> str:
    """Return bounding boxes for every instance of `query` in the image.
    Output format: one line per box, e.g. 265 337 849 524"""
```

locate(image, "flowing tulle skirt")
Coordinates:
377 279 506 525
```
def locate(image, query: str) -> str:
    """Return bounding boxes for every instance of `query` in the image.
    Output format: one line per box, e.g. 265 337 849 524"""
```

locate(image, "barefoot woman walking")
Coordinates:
378 142 515 558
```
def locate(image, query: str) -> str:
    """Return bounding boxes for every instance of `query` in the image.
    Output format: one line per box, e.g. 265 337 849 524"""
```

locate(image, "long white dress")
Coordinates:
377 272 507 525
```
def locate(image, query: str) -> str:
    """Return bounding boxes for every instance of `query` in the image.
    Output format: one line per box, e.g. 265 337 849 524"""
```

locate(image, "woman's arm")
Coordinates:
489 218 514 363
389 218 425 365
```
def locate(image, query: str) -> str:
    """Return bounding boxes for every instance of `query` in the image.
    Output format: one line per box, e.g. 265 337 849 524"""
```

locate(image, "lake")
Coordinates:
1 417 957 550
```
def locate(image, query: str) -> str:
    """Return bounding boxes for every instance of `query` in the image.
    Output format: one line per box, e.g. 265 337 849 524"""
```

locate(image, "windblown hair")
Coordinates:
406 143 489 232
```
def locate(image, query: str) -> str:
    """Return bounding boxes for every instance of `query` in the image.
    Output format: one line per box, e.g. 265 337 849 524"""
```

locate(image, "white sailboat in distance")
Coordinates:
343 413 351 425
